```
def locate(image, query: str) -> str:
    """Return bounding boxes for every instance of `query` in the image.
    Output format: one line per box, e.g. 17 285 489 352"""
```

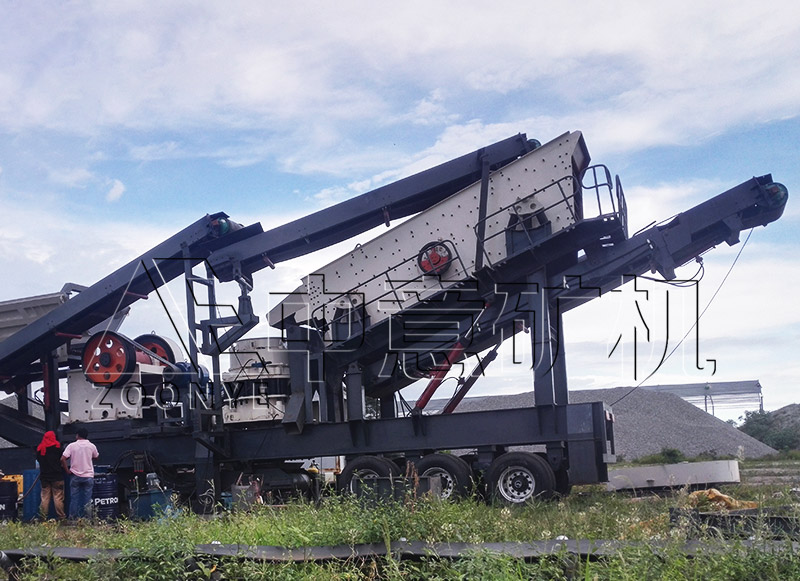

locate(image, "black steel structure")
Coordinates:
0 131 788 507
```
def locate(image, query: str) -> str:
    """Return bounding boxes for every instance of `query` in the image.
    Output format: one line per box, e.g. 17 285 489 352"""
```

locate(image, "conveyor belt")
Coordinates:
0 135 537 385
0 213 262 381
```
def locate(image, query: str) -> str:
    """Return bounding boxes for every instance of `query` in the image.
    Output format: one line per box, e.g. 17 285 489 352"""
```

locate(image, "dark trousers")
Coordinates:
69 476 94 519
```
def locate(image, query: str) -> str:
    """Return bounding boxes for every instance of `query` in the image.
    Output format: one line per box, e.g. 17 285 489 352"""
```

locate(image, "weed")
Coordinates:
2 483 800 579
634 448 686 465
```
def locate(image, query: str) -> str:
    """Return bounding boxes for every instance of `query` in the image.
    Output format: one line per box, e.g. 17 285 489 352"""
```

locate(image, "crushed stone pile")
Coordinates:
430 386 776 460
766 403 800 436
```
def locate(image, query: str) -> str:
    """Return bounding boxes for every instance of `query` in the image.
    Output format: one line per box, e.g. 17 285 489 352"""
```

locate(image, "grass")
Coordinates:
1 483 799 579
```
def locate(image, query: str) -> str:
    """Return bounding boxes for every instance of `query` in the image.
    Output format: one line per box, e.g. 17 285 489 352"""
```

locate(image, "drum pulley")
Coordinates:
81 331 178 388
417 241 453 276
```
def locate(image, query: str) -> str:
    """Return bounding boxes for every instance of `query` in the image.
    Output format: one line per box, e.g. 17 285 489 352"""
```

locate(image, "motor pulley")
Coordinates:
417 241 452 275
134 334 178 365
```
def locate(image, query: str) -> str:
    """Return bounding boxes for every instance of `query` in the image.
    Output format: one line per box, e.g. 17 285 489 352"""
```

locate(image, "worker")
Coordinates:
35 430 66 520
60 428 98 519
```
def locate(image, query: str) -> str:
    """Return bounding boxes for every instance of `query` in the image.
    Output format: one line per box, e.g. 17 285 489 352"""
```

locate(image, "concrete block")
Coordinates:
607 460 740 491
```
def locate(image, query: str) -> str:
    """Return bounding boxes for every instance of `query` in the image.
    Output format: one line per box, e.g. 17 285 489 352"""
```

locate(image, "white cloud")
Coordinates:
106 179 125 202
0 1 796 417
47 167 94 188
129 141 182 161
0 195 173 300
0 2 797 158
0 231 53 265
312 185 352 205
395 90 458 127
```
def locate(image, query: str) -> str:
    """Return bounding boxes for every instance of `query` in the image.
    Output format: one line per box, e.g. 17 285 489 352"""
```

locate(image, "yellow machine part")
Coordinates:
1 474 23 497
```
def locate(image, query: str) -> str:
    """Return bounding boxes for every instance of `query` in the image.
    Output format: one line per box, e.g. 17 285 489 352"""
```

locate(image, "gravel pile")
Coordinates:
767 403 800 434
430 386 776 460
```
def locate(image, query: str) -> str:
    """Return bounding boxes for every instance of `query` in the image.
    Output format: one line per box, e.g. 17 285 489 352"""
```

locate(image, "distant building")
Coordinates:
640 380 763 416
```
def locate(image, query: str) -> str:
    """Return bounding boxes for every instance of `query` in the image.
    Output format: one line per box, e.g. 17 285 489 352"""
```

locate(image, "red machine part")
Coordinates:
417 241 452 275
414 341 466 411
81 331 137 388
134 334 177 366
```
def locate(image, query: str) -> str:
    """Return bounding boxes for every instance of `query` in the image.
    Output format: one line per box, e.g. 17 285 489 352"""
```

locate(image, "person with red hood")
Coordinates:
35 430 65 520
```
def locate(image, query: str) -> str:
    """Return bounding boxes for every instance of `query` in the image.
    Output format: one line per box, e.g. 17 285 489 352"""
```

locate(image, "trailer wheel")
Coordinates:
487 452 555 505
414 454 472 500
554 468 572 497
339 456 397 494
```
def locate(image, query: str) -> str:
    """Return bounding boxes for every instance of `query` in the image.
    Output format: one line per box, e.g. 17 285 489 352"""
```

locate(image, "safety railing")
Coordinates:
582 164 628 238
474 166 627 268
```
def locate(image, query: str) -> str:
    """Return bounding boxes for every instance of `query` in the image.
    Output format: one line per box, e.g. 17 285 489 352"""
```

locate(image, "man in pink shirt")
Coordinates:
60 428 99 519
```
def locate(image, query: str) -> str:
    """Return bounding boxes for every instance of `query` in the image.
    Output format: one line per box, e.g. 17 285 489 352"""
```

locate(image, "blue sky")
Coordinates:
1 2 798 418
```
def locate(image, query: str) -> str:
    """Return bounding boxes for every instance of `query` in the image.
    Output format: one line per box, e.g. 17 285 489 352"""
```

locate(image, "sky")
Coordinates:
0 2 798 420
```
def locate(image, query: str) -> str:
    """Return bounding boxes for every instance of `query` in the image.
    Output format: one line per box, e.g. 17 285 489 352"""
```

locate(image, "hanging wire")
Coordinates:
610 228 754 406
637 257 705 287
397 391 416 415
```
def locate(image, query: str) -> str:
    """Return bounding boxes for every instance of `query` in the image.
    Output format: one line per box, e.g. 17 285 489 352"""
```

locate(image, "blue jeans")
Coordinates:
69 476 94 519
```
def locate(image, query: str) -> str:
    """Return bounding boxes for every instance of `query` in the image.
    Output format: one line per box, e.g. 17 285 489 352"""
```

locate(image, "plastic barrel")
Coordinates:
130 490 172 520
0 480 17 521
22 470 41 521
92 473 119 520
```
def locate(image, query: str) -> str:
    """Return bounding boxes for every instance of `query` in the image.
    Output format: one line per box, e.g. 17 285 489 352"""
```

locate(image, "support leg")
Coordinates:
345 363 364 421
526 270 568 474
42 351 61 432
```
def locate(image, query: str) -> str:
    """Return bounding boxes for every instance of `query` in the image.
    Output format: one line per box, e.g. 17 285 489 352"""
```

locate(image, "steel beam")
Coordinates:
0 214 261 379
206 134 536 281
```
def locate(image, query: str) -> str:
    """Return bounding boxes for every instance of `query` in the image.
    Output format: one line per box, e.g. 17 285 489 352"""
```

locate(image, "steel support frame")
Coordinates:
521 268 571 473
0 402 611 485
229 404 608 463
526 269 569 408
42 351 61 432
0 145 781 496
183 250 222 507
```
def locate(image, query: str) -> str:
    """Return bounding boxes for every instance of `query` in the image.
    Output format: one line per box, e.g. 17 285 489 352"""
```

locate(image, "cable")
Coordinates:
637 258 705 287
610 228 754 406
19 472 40 502
397 391 415 415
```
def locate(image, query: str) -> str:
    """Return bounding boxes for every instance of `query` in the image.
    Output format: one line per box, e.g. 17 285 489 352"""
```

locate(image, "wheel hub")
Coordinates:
498 467 535 503
422 468 455 499
349 469 381 494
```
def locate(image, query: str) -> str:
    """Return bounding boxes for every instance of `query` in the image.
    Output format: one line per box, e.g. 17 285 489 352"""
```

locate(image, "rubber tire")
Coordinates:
338 456 398 494
486 452 556 505
382 457 402 477
414 453 473 500
554 468 572 497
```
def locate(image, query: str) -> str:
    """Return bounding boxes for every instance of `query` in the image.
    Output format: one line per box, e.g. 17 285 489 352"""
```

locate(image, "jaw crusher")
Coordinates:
0 131 788 506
